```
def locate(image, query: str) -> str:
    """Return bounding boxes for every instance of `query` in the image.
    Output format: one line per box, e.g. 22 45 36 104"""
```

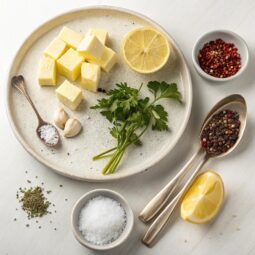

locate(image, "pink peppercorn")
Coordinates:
198 39 241 78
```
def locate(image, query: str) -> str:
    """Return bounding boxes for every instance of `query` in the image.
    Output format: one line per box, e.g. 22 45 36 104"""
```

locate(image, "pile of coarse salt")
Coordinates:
78 195 127 246
38 124 59 146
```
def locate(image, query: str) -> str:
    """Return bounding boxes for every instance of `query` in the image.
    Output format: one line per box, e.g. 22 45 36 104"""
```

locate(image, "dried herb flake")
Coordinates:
17 186 51 219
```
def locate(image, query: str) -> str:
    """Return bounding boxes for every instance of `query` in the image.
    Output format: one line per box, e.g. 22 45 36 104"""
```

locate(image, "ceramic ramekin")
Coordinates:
71 189 134 251
192 30 249 82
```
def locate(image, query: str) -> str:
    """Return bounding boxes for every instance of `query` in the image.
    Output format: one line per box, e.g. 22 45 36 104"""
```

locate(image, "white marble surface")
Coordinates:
1 1 255 254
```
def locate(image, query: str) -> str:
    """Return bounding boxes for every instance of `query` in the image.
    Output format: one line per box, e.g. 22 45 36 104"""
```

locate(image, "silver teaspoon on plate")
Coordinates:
11 75 60 147
141 94 247 247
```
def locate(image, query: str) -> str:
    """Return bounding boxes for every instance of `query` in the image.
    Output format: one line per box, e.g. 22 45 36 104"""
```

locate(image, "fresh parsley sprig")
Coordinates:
91 81 181 174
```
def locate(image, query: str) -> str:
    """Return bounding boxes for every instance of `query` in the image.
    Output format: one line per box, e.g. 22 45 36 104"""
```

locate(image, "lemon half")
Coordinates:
181 171 224 224
121 27 170 74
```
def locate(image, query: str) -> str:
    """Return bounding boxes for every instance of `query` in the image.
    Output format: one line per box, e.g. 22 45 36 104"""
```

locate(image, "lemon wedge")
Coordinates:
121 27 170 74
180 171 224 224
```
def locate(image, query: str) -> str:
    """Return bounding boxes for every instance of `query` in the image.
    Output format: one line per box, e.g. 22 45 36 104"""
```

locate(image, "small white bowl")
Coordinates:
71 189 134 251
192 30 249 82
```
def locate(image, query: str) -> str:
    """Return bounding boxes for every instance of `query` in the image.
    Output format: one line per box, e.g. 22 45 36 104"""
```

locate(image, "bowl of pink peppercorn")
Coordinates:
192 30 249 82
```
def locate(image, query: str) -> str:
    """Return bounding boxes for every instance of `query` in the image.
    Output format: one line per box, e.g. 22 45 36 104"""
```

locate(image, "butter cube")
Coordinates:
99 47 117 72
56 80 83 111
44 38 67 60
87 28 108 45
77 34 104 62
81 63 101 92
38 56 56 86
58 26 83 49
57 48 84 81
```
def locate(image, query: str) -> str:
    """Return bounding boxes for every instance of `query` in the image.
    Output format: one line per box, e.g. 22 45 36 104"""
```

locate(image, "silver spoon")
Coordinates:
11 75 60 147
141 94 247 247
139 94 247 223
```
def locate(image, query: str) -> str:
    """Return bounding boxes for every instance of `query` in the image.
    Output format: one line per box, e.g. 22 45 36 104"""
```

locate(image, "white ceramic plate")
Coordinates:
6 6 192 182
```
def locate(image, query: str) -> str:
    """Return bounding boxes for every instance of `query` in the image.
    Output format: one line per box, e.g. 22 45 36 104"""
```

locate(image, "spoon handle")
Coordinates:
142 154 209 247
11 76 44 124
139 147 203 223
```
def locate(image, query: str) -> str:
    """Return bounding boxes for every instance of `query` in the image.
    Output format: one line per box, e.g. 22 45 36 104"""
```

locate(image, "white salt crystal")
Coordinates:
38 124 59 146
78 195 127 246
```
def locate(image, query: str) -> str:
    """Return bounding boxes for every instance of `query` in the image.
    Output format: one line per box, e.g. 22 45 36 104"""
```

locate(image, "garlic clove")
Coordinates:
54 107 69 129
64 118 82 138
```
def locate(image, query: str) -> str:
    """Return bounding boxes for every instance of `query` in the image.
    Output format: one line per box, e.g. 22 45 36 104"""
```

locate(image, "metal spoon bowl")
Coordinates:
201 94 247 158
36 123 60 147
140 94 247 247
11 75 60 147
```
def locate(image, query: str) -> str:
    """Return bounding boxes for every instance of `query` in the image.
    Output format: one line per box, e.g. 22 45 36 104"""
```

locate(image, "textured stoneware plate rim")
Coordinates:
5 5 192 182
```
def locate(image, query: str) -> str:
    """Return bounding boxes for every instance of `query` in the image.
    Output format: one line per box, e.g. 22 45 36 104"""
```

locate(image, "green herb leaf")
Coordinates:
100 110 113 122
147 81 182 102
150 104 169 131
91 81 181 174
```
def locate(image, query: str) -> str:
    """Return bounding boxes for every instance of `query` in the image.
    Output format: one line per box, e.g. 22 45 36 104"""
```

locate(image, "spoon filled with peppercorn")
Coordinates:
140 94 247 247
11 75 60 147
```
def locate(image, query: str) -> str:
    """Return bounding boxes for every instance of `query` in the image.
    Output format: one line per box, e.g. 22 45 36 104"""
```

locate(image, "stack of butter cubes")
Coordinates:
38 26 117 111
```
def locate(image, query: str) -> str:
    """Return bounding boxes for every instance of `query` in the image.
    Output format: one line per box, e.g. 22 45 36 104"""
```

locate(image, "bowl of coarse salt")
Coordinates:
71 189 134 251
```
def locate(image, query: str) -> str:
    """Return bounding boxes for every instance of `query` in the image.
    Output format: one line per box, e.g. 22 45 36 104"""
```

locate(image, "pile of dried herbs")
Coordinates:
17 186 51 219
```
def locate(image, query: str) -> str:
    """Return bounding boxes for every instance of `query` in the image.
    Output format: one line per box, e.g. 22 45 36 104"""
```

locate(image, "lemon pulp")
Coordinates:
121 27 170 74
180 171 224 224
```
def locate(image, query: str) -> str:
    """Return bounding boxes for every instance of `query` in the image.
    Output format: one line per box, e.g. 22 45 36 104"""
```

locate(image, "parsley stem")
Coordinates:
108 148 126 174
138 83 143 92
150 96 161 105
102 149 121 174
94 153 115 159
102 132 132 174
137 126 148 139
93 147 117 160
125 126 148 147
